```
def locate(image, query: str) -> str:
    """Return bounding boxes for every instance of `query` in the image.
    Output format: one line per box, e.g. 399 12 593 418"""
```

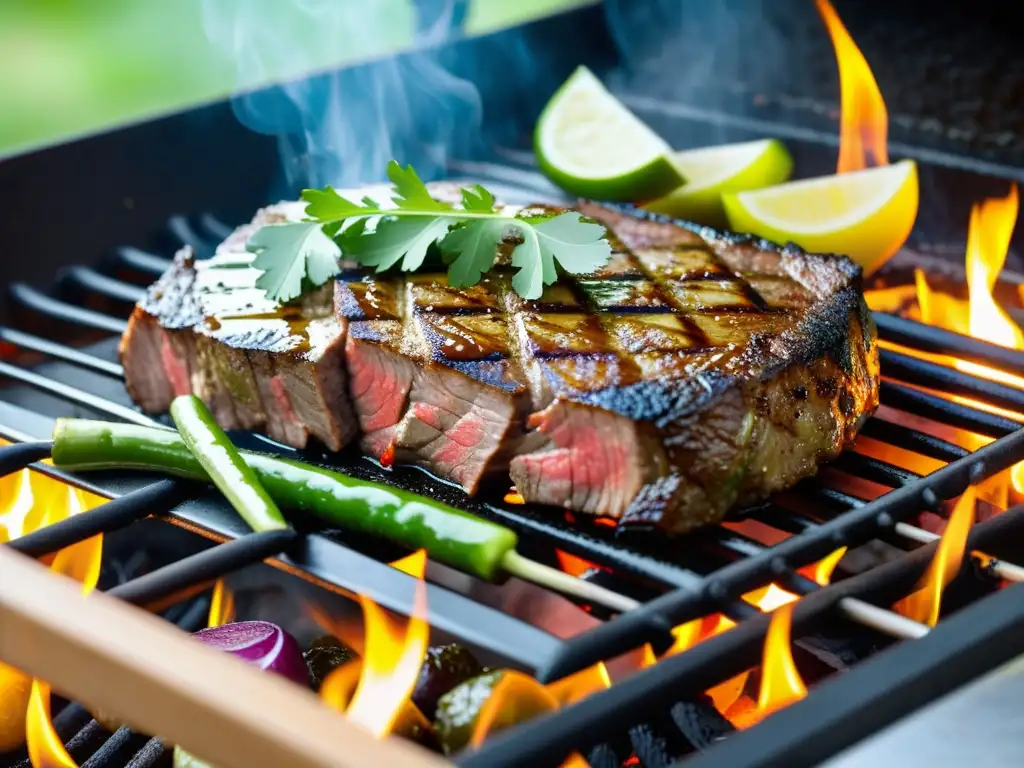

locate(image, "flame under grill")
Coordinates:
0 162 1023 767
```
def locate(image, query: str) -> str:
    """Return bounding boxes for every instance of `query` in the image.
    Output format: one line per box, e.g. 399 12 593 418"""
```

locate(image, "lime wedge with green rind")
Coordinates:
644 139 794 227
534 66 685 202
722 160 919 273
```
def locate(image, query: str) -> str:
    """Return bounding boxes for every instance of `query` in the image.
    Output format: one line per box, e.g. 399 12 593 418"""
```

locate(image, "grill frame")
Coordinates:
2 179 1024 767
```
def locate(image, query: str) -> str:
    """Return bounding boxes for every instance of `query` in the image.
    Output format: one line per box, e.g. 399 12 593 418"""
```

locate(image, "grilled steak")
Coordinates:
120 204 357 451
121 191 878 534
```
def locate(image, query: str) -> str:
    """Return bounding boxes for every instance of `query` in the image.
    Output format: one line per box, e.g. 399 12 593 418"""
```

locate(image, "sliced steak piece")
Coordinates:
336 273 532 494
508 202 879 532
120 205 357 451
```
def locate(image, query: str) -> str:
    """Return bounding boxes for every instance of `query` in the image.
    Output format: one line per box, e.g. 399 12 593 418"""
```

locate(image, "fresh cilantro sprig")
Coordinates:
245 160 611 302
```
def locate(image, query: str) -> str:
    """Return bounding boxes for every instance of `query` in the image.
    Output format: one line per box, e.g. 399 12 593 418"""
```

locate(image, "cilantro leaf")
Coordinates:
302 187 374 221
441 219 507 287
387 161 452 212
509 228 553 300
532 212 613 275
340 216 455 272
460 184 497 214
247 222 341 303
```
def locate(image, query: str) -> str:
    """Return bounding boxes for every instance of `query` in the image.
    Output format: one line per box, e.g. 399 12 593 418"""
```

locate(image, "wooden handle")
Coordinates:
0 546 447 768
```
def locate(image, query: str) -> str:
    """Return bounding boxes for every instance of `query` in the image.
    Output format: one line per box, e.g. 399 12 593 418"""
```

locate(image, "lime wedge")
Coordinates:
644 139 793 226
535 66 685 201
723 160 919 273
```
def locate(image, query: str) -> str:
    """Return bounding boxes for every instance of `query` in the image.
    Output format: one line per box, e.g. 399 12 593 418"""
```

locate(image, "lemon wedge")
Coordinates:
723 160 918 273
535 66 685 201
645 139 793 226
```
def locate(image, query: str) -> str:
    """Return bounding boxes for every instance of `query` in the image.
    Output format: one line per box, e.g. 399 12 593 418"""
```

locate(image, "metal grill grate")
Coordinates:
2 166 1024 767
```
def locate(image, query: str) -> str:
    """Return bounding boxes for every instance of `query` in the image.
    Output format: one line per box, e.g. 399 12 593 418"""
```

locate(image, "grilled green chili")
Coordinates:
51 418 518 581
169 395 288 533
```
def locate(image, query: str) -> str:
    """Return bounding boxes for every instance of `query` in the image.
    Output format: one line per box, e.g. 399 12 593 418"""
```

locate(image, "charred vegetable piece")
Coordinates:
435 670 504 755
412 644 484 720
303 635 359 691
51 419 519 580
170 395 288 533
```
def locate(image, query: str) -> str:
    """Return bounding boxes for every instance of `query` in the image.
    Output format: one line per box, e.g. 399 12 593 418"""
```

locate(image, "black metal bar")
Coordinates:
832 452 920 487
881 348 1024 413
6 480 186 557
880 381 1021 438
106 529 298 605
859 417 968 462
124 738 168 768
684 581 1024 768
744 505 821 535
461 508 1024 768
9 283 127 334
0 362 161 426
0 327 124 378
111 246 171 276
0 439 52 476
533 427 1024 683
62 266 146 304
876 313 1024 373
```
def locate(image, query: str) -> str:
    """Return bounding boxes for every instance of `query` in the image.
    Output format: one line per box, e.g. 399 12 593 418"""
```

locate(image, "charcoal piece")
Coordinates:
303 634 359 691
412 644 484 720
671 695 735 752
629 722 672 768
584 743 622 768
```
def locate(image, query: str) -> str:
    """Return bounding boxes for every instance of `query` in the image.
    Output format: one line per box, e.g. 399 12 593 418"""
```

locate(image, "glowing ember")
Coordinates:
555 549 599 578
322 549 429 738
503 490 525 505
207 580 236 628
896 487 976 626
815 0 888 172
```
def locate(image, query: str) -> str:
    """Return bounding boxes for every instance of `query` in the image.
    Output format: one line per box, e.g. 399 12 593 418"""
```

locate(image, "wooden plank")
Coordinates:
0 546 447 768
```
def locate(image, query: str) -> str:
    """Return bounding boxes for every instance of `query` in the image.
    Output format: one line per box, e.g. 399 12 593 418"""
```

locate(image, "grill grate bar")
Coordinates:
61 267 147 305
461 508 1024 768
107 530 298 606
831 452 921 487
123 738 167 768
881 349 1024 413
880 381 1022 437
109 247 171 277
858 417 969 462
0 439 52 475
0 361 160 426
10 284 127 334
8 478 187 558
0 327 124 378
875 312 1024 373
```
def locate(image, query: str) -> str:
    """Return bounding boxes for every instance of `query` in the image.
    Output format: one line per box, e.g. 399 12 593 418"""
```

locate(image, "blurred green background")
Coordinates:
0 0 594 157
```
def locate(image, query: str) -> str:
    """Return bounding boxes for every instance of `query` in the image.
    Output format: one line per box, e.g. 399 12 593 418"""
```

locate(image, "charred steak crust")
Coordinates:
120 204 357 451
122 189 878 535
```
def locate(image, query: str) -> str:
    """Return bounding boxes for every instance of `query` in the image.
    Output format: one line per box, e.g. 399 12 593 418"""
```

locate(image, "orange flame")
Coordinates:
802 546 848 586
546 662 611 707
754 603 807 723
321 549 429 738
555 550 600 578
470 671 560 748
896 487 975 626
207 580 236 628
26 487 104 768
816 0 888 172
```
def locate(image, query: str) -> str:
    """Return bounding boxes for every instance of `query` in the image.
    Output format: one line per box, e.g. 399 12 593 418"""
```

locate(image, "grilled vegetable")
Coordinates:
52 419 517 580
434 669 558 755
304 635 359 692
52 419 636 612
412 644 484 720
170 395 288 533
194 621 308 686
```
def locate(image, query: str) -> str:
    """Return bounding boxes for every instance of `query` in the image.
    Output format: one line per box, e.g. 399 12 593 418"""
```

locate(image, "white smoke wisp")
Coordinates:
202 0 482 190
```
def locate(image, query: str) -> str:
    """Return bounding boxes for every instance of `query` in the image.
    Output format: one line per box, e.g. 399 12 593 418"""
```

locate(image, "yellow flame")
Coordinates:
320 661 364 714
896 487 976 627
546 662 611 707
388 550 428 577
809 547 848 586
27 682 76 768
344 549 429 738
755 603 808 719
207 580 236 628
815 0 888 172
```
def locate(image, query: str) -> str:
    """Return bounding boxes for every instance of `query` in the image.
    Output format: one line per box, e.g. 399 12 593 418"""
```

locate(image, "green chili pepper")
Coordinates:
51 418 519 581
169 395 288 533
